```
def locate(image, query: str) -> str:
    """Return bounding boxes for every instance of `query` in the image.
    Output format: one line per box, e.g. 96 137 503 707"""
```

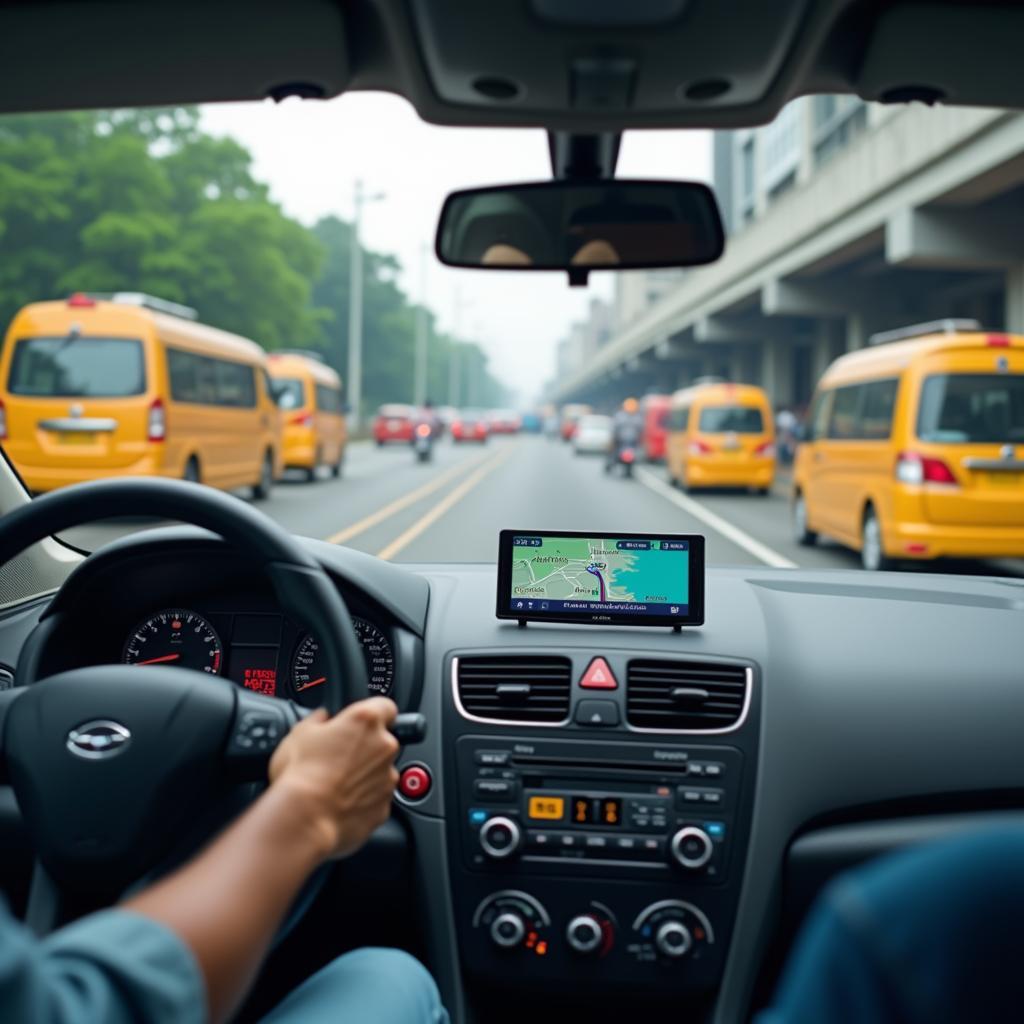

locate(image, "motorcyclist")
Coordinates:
608 397 644 468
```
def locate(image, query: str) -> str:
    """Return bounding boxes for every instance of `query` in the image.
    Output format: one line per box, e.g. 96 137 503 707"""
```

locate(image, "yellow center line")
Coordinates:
375 444 518 561
324 449 492 545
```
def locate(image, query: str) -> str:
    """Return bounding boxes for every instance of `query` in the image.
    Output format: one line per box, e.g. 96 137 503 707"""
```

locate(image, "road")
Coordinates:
63 435 1024 579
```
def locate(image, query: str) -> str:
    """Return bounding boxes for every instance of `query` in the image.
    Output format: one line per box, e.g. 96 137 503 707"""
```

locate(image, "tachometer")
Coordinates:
123 609 223 675
291 617 395 704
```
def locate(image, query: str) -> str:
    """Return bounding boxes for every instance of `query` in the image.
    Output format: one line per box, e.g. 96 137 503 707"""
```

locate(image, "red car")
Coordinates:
488 409 521 434
451 412 489 442
641 394 672 462
559 403 591 441
373 404 416 445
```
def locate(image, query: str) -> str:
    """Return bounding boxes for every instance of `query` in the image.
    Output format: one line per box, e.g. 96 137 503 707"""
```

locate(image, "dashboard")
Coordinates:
2 526 1024 1024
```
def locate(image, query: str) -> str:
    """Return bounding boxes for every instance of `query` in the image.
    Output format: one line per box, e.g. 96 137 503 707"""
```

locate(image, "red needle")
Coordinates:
137 653 181 666
296 676 327 692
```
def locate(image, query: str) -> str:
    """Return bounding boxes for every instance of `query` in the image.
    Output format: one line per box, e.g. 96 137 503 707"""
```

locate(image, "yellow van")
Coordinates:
792 321 1024 570
666 382 776 493
0 293 282 498
267 351 347 481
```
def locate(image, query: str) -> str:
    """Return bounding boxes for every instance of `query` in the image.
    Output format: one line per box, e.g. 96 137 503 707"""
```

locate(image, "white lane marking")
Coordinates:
635 467 797 569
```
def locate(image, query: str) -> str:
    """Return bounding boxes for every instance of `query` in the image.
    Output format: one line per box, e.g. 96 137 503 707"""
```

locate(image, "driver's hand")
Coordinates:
268 697 399 859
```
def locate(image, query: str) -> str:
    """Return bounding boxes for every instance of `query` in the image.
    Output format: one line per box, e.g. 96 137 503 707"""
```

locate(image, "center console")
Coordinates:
442 648 758 1003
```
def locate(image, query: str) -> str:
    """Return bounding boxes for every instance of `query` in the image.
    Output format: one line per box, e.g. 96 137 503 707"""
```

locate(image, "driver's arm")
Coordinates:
124 696 400 1023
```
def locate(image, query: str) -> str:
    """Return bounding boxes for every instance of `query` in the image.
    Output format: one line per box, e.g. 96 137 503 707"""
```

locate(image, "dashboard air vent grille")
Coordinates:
626 659 748 731
456 656 572 723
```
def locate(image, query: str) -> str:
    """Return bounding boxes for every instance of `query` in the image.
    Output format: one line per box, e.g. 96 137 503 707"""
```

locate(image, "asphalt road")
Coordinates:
62 435 1023 579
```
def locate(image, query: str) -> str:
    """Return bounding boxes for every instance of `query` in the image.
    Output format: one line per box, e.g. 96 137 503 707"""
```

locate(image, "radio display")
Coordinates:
496 530 705 628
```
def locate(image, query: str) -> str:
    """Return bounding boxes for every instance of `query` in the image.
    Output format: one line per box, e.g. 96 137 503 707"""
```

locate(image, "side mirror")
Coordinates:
435 179 725 284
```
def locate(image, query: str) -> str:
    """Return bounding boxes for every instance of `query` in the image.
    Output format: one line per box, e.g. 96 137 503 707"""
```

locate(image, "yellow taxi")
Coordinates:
665 382 776 493
267 351 347 481
0 293 283 497
792 321 1024 570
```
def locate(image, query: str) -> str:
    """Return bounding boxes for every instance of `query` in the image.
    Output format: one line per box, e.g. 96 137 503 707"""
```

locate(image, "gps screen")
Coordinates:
496 531 705 627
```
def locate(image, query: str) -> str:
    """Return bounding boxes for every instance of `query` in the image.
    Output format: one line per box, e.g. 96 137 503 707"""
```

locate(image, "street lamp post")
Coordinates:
413 242 429 406
346 178 384 430
448 289 473 408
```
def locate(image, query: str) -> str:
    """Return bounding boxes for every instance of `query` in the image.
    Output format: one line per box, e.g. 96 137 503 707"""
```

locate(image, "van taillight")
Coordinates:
689 440 712 455
0 398 7 441
148 398 166 442
290 411 313 427
895 451 957 485
986 334 1011 347
754 441 776 457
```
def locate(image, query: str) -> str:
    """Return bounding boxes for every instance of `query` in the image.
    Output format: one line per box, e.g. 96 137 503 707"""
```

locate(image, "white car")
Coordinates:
573 414 613 454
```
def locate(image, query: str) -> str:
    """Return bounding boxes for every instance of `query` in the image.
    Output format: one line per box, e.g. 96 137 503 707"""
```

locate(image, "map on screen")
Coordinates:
509 535 690 618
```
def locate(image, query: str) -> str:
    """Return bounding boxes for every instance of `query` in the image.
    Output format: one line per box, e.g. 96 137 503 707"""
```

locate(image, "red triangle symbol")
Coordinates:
580 657 617 690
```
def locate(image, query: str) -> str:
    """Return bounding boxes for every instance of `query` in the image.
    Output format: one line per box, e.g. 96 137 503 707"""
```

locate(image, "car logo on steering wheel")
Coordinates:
66 720 131 760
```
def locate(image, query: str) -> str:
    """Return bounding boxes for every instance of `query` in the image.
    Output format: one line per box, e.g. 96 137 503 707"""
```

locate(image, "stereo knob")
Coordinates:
655 919 693 959
565 914 604 955
670 826 713 870
490 911 526 950
479 816 522 860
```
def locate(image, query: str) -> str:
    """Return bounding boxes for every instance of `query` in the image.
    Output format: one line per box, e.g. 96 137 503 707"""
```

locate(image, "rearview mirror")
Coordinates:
435 179 725 283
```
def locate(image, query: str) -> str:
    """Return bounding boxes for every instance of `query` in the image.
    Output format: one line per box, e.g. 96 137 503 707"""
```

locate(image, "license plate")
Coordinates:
387 420 400 430
981 472 1022 488
57 432 96 445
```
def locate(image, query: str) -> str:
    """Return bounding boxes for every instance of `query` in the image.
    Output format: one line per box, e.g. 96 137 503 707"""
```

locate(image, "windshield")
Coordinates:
8 337 144 397
1 97 1021 579
698 406 764 434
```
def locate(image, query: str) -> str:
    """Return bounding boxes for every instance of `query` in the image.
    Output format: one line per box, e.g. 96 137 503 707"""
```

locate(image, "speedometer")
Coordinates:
123 609 223 674
291 617 395 705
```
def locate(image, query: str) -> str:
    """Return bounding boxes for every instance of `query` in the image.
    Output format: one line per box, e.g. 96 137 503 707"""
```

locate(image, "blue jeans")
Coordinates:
758 827 1024 1024
260 948 449 1024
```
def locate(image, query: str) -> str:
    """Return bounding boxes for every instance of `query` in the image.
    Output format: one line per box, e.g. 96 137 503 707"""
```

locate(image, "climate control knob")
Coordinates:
565 914 604 955
489 911 527 949
479 816 522 860
669 826 713 870
655 919 693 959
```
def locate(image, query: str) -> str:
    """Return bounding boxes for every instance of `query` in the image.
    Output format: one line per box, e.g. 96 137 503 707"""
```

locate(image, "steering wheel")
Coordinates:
0 478 421 922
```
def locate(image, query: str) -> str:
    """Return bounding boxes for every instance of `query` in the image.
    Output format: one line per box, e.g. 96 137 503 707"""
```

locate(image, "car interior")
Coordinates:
1 2 1023 1022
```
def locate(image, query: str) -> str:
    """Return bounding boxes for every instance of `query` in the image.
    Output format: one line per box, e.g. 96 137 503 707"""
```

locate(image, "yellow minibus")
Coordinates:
793 320 1024 570
267 351 347 481
0 293 282 498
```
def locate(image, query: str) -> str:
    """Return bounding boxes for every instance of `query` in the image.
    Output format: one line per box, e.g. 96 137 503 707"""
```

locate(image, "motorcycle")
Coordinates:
413 421 435 463
606 424 641 478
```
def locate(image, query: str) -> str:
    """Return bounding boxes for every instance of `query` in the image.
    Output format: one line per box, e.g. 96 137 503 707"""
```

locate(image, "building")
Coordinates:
553 297 613 380
552 99 1024 412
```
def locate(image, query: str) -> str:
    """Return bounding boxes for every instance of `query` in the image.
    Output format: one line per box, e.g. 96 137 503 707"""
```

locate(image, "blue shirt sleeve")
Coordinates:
1 903 206 1024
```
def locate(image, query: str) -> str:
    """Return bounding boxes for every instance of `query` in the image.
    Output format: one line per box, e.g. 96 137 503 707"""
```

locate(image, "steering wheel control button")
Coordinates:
574 699 620 727
655 920 693 959
670 827 714 870
398 764 432 801
566 915 604 955
580 657 617 690
479 816 522 859
490 911 527 950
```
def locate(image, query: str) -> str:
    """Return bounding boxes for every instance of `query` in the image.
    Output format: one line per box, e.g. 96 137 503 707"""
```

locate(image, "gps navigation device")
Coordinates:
496 530 705 628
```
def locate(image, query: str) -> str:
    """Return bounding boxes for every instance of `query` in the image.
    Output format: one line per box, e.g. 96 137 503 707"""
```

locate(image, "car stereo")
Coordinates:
496 530 705 628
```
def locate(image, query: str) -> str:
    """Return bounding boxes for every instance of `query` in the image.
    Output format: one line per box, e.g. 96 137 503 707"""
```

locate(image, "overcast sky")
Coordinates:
202 93 710 402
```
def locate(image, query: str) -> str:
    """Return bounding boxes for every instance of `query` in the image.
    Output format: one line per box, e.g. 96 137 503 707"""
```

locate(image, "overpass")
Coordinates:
551 105 1024 410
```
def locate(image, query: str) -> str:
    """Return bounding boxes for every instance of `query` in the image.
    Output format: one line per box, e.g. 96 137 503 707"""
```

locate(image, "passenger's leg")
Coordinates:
757 827 1024 1024
260 947 448 1024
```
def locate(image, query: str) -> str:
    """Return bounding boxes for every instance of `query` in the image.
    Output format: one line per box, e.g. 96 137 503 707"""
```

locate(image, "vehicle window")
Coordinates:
917 374 1024 444
8 337 144 397
654 409 669 429
668 406 690 431
698 405 764 433
315 384 342 413
827 384 864 439
168 349 255 408
806 390 832 441
274 378 306 410
860 379 899 440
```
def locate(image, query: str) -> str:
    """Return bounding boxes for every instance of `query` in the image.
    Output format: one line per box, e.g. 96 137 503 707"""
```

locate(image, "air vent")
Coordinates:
455 656 572 724
627 660 749 732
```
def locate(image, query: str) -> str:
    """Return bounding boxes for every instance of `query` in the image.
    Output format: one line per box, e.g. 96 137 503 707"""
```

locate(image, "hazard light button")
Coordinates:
580 657 617 690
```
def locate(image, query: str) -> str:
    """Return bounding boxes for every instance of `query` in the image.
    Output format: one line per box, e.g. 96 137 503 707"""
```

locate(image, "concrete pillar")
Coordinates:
845 313 869 351
1007 265 1024 333
812 321 836 382
761 342 793 407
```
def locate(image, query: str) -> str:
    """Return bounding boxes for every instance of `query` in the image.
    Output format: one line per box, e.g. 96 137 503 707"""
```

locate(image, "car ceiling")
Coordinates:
0 1 1021 128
